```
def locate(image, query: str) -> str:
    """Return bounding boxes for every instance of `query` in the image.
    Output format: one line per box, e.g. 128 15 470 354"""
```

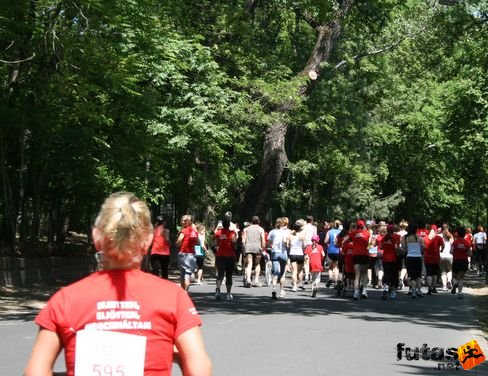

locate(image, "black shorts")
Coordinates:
452 260 468 274
196 256 205 269
406 257 422 279
327 253 339 262
289 255 305 265
425 263 440 276
353 255 369 266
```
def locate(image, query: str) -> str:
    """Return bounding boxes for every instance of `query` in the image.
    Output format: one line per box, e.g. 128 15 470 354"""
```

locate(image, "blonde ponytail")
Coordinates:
94 192 152 268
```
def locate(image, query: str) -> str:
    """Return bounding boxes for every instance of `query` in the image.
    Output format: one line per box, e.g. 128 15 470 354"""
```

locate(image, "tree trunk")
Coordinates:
239 0 355 219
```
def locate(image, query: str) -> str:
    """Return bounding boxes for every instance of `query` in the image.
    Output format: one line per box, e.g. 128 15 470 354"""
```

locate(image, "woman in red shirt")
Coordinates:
379 224 401 300
214 218 237 300
24 192 211 376
150 216 171 279
451 226 472 298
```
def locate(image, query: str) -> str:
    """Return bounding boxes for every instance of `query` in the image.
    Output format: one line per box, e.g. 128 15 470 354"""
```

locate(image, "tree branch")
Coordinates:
334 28 426 70
0 53 36 65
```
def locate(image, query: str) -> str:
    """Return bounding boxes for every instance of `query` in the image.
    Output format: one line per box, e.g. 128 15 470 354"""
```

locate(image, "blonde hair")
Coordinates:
94 192 152 268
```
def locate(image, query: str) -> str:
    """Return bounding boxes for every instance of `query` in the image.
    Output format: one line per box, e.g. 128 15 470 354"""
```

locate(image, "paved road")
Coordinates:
1 276 487 376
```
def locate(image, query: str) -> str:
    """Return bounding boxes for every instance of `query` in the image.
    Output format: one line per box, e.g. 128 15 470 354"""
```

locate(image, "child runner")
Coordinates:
304 235 325 297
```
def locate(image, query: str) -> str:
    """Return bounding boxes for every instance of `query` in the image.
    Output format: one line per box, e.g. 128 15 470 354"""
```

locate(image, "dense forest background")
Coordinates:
1 0 487 255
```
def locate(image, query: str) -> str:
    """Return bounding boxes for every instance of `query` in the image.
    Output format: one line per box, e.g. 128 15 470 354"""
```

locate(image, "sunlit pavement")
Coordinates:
1 274 487 376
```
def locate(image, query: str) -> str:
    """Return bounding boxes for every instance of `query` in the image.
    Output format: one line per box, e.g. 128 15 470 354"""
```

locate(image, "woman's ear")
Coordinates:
92 227 102 251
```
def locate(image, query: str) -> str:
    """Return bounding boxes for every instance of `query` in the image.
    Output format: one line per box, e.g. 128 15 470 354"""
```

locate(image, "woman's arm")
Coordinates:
175 326 212 376
24 328 63 376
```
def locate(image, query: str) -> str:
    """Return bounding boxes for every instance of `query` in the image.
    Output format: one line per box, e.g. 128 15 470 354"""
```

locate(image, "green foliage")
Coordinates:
1 0 487 254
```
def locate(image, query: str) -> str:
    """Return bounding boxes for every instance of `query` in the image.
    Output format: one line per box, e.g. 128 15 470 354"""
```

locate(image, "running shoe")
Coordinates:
311 287 317 298
407 288 412 296
253 281 263 287
458 292 463 299
427 287 433 296
272 290 277 300
215 288 221 301
226 293 233 301
361 291 368 299
326 280 332 288
451 283 458 294
417 289 423 298
431 287 438 294
389 290 397 300
246 282 252 288
447 281 452 290
412 290 417 299
398 279 403 290
291 286 297 292
353 290 360 300
279 289 286 298
381 291 387 301
442 285 448 292
299 284 306 290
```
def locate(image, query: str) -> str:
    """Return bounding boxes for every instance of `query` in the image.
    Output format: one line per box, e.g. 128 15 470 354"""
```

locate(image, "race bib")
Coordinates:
75 330 146 376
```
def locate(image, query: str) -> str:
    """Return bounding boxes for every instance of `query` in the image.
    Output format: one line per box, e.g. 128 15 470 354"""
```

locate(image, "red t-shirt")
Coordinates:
424 235 444 264
151 226 170 256
304 244 324 272
452 238 471 261
179 226 199 254
342 239 354 274
35 270 202 376
380 233 400 263
215 228 236 257
350 229 370 256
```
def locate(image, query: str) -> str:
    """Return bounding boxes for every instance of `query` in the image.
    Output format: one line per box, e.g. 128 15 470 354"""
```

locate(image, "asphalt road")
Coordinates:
1 276 487 376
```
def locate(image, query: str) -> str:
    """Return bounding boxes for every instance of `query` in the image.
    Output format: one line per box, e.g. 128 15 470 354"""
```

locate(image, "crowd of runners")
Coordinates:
149 213 487 301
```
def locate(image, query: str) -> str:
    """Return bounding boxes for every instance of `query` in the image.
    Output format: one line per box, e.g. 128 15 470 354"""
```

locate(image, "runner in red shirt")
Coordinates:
424 224 444 295
24 192 211 376
451 226 472 298
379 225 401 300
176 215 200 291
214 219 237 300
150 216 171 279
341 227 355 297
348 219 370 300
304 235 325 297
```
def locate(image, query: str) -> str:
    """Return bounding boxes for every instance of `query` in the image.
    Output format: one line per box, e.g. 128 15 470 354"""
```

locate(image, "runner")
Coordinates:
451 226 472 299
268 217 289 299
440 223 454 291
24 192 211 376
340 224 355 297
214 218 237 300
287 220 306 292
324 220 341 288
302 215 318 283
402 223 425 299
150 216 171 279
348 219 370 300
379 224 401 300
241 216 266 287
176 215 199 291
424 224 444 295
396 220 408 289
473 225 487 277
194 223 208 285
304 235 325 297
